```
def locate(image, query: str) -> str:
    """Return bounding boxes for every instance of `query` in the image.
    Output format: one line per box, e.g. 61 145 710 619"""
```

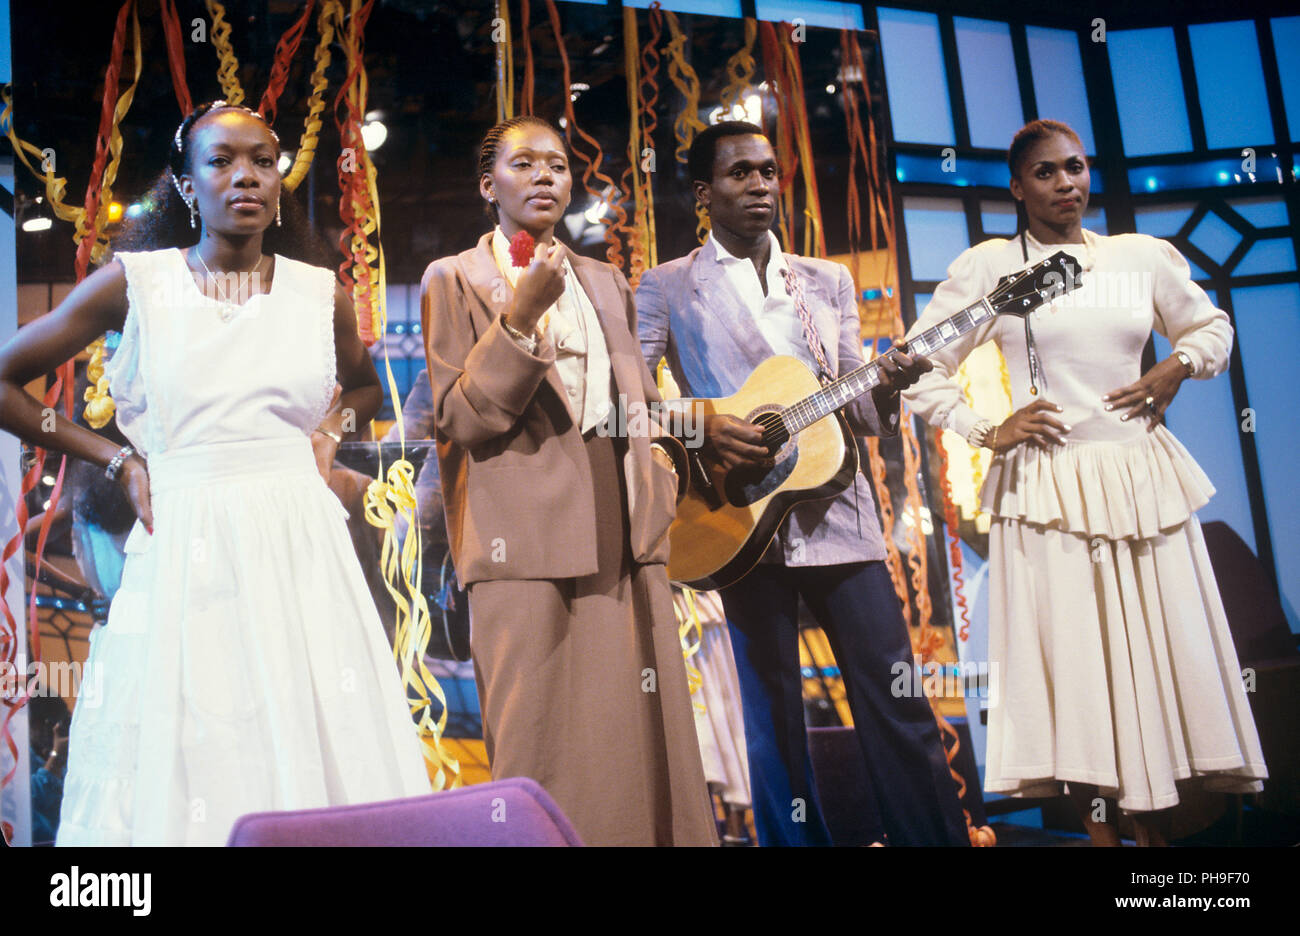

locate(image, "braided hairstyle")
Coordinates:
476 115 568 222
114 101 330 266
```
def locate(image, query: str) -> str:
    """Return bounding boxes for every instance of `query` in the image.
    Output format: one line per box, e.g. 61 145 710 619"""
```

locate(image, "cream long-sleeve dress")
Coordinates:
902 229 1267 812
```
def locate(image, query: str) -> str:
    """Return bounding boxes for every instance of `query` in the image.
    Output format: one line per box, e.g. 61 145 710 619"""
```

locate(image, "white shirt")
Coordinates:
492 228 612 434
705 231 817 369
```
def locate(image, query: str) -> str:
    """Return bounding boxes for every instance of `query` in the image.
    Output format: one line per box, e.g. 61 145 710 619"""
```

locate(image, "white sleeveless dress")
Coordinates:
56 247 430 846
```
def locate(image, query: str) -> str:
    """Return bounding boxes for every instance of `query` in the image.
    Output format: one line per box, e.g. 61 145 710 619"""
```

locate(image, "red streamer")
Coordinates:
519 0 534 117
258 0 317 125
333 0 380 343
158 0 193 115
1 0 135 798
542 0 630 270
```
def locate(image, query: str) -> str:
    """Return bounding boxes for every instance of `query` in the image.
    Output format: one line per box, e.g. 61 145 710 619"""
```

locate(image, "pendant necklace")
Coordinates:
194 247 268 322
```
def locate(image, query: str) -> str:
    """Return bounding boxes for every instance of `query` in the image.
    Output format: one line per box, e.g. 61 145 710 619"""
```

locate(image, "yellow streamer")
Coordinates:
335 0 460 789
719 19 757 115
662 13 706 162
621 8 657 283
673 588 706 713
3 3 143 426
495 0 514 123
205 0 244 106
283 1 342 193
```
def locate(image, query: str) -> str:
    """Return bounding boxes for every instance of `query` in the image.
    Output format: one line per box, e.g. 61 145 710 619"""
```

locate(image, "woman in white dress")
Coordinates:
0 101 430 845
901 119 1267 846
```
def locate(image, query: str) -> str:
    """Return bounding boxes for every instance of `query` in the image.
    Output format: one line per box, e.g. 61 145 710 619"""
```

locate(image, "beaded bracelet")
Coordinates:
104 444 136 481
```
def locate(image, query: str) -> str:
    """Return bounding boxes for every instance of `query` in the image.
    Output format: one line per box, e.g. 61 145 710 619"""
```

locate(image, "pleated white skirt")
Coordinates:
57 437 430 845
983 514 1267 812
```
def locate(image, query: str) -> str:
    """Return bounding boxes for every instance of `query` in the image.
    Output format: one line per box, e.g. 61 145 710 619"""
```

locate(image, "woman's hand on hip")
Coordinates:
1103 357 1186 430
118 455 154 534
310 429 340 485
992 400 1070 452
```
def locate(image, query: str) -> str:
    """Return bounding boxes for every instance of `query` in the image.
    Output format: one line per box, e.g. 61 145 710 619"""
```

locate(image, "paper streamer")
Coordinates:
205 0 244 106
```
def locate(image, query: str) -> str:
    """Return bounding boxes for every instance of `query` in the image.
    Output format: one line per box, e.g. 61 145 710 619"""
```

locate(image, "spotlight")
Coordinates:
279 152 294 173
361 120 387 151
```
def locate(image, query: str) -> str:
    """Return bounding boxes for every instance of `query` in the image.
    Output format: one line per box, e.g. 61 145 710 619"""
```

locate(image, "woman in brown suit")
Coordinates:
420 116 717 845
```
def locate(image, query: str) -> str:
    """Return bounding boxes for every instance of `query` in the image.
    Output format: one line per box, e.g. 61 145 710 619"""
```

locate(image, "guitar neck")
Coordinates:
781 297 997 434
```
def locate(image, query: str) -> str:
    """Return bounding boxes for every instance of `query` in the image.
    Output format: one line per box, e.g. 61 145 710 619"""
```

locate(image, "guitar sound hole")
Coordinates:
724 407 797 507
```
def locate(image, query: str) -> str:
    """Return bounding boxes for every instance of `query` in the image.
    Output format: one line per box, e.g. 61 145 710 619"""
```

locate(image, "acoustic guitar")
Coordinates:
666 250 1082 590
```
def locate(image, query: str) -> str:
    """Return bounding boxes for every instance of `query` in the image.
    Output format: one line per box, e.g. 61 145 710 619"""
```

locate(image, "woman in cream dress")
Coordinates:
902 120 1266 846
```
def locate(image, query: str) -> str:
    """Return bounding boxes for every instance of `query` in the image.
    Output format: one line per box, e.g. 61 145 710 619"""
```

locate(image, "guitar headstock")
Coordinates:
990 249 1083 318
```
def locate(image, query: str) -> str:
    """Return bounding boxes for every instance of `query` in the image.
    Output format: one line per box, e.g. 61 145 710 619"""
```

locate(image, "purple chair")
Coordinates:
225 777 583 846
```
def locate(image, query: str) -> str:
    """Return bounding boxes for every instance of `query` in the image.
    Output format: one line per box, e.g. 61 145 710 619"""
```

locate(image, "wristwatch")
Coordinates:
502 316 539 354
1173 350 1195 377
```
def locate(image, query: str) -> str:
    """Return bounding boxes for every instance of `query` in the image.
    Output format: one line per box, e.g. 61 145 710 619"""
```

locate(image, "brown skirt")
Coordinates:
467 431 718 845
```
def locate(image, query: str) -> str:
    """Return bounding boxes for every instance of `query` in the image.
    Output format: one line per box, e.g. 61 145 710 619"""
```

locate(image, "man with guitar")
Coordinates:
636 122 969 846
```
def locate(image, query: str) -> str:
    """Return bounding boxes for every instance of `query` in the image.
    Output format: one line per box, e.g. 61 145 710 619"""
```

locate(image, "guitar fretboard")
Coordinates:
779 298 996 435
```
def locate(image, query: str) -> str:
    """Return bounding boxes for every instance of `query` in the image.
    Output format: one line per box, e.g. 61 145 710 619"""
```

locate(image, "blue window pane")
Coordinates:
1108 28 1193 156
1270 17 1300 142
981 201 1018 235
386 283 410 323
1233 282 1300 630
1234 238 1297 276
1126 154 1283 192
1187 211 1242 266
953 18 1023 150
1083 206 1106 235
1230 196 1290 229
1153 331 1255 554
903 196 970 281
1025 26 1095 154
1134 204 1196 237
624 0 740 13
878 8 955 145
1188 21 1273 149
894 152 1010 187
755 0 863 29
913 292 934 322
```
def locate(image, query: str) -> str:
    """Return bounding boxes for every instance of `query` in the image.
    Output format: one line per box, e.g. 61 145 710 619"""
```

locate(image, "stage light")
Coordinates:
279 152 294 173
361 120 387 151
1145 176 1158 191
825 83 835 94
22 216 52 232
569 82 590 103
584 199 608 224
125 202 145 219
42 475 55 486
1217 170 1230 183
107 201 124 223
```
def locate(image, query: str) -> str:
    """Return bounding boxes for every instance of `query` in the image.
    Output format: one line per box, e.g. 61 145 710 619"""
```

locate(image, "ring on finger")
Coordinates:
1144 395 1156 412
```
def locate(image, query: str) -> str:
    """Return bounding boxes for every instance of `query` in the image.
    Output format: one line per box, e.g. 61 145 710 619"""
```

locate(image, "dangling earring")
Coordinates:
275 199 282 227
186 198 198 229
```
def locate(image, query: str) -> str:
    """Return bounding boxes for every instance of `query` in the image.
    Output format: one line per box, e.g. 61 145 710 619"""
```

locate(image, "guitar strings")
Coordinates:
762 257 1061 445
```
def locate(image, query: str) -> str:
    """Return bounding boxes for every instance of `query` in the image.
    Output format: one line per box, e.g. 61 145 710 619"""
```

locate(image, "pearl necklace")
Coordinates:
193 247 268 322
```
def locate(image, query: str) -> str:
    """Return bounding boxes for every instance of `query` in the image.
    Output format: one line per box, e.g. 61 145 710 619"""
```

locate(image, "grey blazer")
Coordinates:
636 244 895 567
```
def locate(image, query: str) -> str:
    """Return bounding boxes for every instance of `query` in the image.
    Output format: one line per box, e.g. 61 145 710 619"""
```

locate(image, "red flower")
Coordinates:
508 230 536 268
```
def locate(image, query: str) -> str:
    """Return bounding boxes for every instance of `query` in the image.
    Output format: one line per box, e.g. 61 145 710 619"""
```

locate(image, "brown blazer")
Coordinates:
421 233 686 586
